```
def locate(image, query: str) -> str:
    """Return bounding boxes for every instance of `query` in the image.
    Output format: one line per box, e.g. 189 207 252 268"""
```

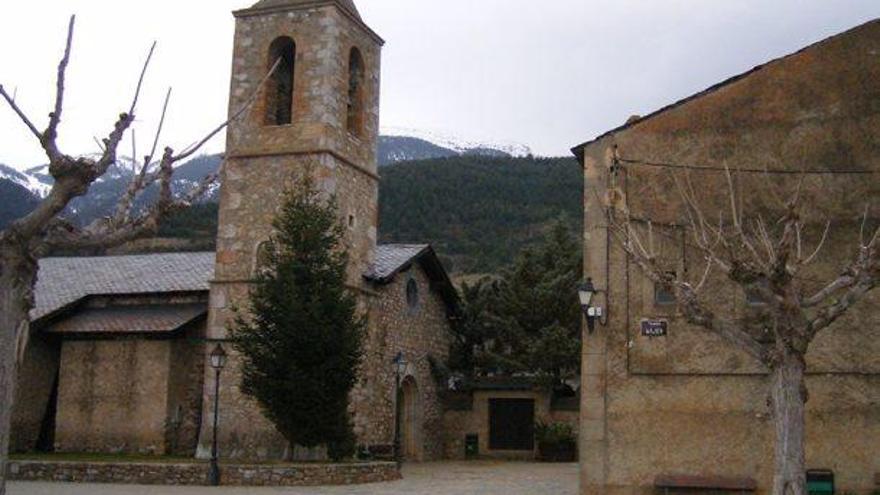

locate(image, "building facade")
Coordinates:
12 253 215 456
572 20 880 495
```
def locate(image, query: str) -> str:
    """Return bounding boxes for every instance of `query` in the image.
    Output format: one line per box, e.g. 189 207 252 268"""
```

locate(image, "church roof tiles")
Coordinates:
33 252 215 321
365 244 431 282
241 0 362 21
33 244 457 322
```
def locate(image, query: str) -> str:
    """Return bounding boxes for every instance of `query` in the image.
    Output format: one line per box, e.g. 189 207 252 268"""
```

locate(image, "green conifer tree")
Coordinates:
451 217 582 387
230 176 364 461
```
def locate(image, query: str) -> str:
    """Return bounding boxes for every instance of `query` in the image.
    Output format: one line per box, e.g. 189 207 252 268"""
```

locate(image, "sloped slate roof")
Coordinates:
33 252 215 321
365 244 430 282
242 0 361 20
33 243 458 321
44 304 207 335
365 244 460 314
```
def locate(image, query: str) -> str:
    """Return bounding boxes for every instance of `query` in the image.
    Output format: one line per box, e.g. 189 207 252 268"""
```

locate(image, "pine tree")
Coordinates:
451 217 582 386
230 176 364 461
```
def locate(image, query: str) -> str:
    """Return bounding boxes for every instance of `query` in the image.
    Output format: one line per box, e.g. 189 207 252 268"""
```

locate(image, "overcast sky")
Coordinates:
1 1 879 168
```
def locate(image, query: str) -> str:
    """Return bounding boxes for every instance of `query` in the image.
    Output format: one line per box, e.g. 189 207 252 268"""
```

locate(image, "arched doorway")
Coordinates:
399 376 422 461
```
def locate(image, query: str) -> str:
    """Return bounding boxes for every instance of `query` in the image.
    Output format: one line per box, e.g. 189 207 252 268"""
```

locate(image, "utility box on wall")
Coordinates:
465 434 479 458
806 469 834 495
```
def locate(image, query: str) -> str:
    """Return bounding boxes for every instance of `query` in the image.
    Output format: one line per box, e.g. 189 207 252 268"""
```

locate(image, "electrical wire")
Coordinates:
618 157 880 175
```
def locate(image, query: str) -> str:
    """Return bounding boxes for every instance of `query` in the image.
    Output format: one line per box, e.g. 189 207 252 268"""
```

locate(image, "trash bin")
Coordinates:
807 469 834 495
465 434 479 459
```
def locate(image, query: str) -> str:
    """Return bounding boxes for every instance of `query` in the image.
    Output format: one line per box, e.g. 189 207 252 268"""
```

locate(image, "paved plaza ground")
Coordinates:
7 461 578 495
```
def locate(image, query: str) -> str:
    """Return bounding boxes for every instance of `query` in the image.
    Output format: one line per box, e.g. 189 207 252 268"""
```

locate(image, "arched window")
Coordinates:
265 37 296 126
346 47 365 136
406 278 420 313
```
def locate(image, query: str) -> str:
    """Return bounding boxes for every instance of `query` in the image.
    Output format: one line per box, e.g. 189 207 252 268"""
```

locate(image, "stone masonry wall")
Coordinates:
578 20 880 495
200 0 385 460
351 264 453 461
54 339 172 454
10 333 59 452
221 3 381 287
165 326 206 456
6 460 399 487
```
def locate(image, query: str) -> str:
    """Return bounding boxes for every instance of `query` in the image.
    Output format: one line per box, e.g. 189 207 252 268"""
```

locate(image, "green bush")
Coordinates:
534 421 576 445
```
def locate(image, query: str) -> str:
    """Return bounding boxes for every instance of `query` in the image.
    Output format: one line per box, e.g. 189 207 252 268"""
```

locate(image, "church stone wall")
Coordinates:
200 0 387 460
200 264 452 461
10 334 59 452
55 339 172 455
352 265 452 461
165 331 206 456
51 321 206 456
579 20 880 495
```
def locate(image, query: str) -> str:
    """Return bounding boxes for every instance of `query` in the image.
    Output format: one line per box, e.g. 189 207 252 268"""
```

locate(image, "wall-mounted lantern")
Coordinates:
578 278 606 334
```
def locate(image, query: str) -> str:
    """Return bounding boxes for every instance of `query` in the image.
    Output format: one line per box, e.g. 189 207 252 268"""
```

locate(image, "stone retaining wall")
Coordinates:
7 460 400 486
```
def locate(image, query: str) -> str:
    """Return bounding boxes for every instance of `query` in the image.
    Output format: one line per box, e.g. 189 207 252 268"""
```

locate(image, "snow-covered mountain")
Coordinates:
379 127 532 165
0 163 52 198
0 129 537 227
382 127 532 157
0 156 222 227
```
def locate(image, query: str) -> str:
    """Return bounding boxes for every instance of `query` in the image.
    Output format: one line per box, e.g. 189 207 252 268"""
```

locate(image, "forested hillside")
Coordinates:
377 155 581 273
3 152 582 275
0 179 40 230
156 155 582 274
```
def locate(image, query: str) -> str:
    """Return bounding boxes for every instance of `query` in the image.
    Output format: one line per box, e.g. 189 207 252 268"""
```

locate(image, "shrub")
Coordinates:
534 421 576 445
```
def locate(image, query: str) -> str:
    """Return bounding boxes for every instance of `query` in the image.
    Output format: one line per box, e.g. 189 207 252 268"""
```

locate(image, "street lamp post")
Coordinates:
391 352 407 466
208 343 227 486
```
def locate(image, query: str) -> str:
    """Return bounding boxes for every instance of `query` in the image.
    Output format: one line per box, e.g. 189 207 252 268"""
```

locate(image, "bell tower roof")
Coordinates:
239 0 361 21
234 0 382 44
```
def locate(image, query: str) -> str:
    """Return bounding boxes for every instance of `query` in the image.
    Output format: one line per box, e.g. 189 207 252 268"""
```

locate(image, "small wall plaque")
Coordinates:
641 319 668 337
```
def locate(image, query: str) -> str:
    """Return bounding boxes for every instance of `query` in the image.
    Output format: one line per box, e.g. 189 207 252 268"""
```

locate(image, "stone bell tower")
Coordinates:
199 0 383 459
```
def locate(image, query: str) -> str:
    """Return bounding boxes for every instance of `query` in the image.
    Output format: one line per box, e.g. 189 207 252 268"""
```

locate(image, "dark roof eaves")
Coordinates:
31 290 210 328
50 316 207 339
570 18 880 162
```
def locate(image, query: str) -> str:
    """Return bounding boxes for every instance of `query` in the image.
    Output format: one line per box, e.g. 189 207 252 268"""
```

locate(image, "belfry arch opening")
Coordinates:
346 47 365 136
264 36 296 126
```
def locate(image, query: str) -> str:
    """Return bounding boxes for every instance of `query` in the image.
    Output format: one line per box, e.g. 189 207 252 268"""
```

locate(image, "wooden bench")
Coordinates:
655 474 757 495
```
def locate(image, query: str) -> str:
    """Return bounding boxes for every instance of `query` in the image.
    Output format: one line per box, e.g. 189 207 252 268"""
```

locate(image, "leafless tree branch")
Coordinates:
801 220 831 266
42 15 77 162
0 85 42 140
129 41 156 115
173 57 281 162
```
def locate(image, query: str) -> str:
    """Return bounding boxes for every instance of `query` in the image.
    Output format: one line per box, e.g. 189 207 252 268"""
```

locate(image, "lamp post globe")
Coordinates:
579 278 600 333
210 343 228 370
578 278 596 309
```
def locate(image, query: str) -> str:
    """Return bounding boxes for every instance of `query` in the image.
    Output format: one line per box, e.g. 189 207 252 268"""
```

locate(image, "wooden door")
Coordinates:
488 398 535 450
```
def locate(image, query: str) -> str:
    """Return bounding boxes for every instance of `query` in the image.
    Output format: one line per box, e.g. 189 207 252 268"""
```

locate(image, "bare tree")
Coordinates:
0 17 275 493
607 169 879 495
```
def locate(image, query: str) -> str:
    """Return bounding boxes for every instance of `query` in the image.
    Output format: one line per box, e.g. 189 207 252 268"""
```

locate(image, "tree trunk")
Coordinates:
770 349 808 495
0 248 37 495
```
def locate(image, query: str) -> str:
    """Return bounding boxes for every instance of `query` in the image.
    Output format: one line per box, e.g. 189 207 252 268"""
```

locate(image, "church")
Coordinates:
12 0 459 462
